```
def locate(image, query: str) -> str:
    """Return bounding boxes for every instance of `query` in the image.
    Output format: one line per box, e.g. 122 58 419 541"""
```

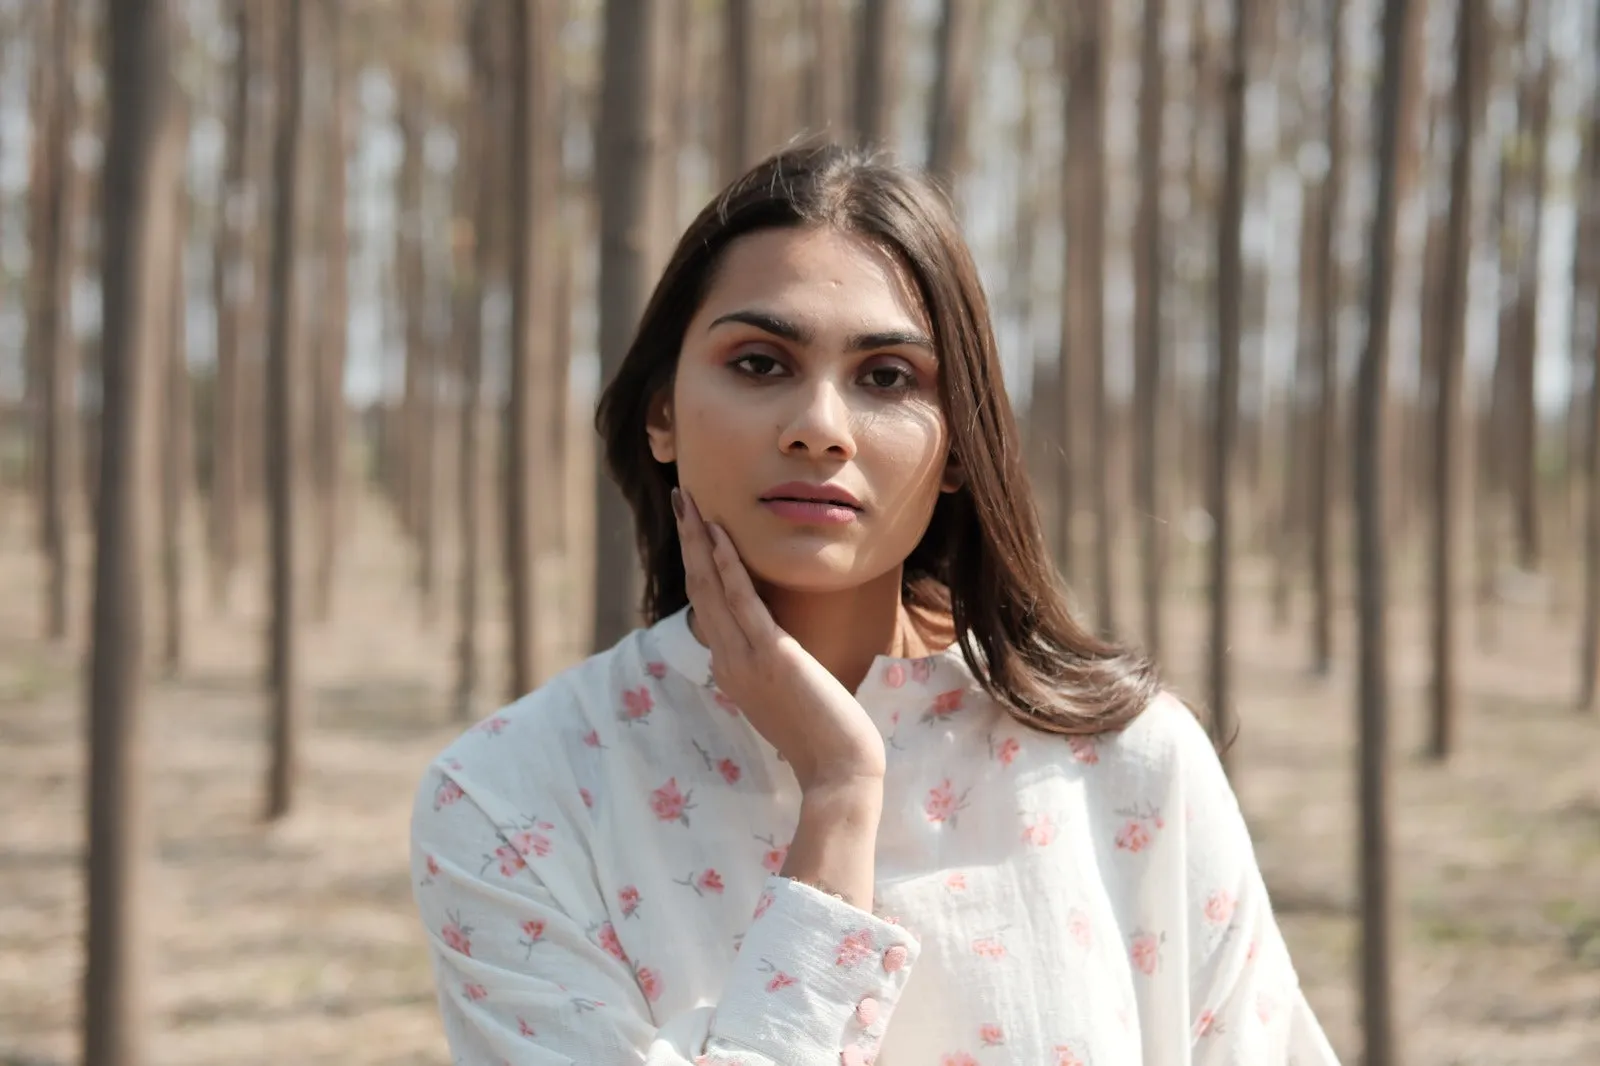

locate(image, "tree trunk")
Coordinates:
853 0 899 148
805 0 847 135
721 0 757 184
84 1 176 1059
1429 0 1482 758
264 0 305 822
35 0 81 642
1134 0 1166 658
161 100 192 675
1308 0 1343 676
1510 1 1550 573
1355 1 1415 1060
925 0 978 187
1578 4 1600 711
1210 0 1249 763
311 0 348 623
591 0 665 653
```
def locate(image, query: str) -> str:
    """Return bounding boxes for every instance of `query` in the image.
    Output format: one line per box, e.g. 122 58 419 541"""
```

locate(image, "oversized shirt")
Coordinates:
410 607 1341 1065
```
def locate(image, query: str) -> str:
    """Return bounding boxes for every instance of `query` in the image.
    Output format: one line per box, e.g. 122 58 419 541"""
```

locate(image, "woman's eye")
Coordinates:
861 364 916 390
732 353 785 377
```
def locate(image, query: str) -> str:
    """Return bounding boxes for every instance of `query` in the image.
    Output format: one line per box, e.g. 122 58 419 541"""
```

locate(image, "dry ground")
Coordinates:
1 494 1597 1065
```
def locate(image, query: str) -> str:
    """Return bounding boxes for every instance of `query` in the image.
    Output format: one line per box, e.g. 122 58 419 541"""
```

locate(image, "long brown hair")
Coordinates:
596 142 1160 736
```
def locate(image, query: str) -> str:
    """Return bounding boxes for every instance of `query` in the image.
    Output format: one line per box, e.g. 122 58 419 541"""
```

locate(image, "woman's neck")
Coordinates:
756 567 930 694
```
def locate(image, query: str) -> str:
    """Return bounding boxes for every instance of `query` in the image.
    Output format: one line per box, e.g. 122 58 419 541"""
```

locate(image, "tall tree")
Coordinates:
1429 0 1482 758
210 0 252 610
925 0 978 186
311 0 348 623
1355 0 1416 1059
1579 3 1600 712
1133 0 1167 659
804 0 847 135
263 0 305 822
591 0 666 653
721 0 757 184
1308 0 1344 676
507 0 560 694
84 0 177 1059
1210 0 1249 761
853 0 899 148
33 0 82 641
160 97 192 675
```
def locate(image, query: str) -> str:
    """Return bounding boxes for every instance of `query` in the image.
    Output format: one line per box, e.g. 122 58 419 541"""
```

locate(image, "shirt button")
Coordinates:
855 996 880 1026
882 944 908 972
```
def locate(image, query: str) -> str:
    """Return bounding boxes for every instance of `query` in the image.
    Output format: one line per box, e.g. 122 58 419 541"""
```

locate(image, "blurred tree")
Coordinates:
84 0 178 1058
925 0 978 186
721 0 757 184
853 0 898 147
264 0 304 822
160 94 192 676
1134 0 1167 659
805 0 848 135
1509 0 1550 573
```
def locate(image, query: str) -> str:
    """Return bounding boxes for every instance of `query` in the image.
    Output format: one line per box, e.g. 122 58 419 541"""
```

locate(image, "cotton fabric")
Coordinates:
411 607 1340 1065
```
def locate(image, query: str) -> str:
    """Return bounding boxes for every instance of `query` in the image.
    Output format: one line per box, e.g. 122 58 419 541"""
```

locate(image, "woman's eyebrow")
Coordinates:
708 310 934 354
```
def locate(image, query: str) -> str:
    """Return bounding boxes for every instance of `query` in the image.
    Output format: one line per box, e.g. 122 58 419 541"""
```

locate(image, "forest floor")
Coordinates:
1 492 1598 1065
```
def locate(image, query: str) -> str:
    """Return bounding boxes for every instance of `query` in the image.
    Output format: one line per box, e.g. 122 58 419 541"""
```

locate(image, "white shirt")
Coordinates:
411 607 1341 1065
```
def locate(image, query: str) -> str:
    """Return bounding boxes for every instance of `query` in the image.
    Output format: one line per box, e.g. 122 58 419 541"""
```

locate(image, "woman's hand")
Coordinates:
673 487 887 792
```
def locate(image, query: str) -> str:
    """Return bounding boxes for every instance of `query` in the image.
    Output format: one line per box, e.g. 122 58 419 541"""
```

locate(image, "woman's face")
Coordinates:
648 226 959 595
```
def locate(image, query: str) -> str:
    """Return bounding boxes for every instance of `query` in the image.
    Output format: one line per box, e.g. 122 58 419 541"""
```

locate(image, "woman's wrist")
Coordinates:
780 779 883 911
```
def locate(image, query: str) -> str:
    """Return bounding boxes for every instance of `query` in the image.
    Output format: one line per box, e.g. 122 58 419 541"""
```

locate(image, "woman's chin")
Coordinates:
741 544 877 596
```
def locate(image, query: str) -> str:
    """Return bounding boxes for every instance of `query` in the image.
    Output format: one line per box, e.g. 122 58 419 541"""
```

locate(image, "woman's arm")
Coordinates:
412 764 920 1066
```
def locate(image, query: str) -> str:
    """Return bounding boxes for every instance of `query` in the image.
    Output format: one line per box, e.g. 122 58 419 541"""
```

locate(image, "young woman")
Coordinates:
411 143 1339 1065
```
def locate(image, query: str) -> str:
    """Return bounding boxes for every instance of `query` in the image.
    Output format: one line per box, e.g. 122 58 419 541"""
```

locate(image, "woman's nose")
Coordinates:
779 381 857 460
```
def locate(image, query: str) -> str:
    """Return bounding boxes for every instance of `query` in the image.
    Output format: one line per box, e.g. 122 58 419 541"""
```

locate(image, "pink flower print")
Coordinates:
979 1023 1005 1047
472 714 509 736
912 657 935 683
433 777 464 810
946 871 968 892
620 685 654 724
1255 991 1277 1025
942 1055 979 1066
922 688 964 724
440 913 473 956
718 758 742 784
1022 813 1057 847
993 735 1021 766
580 787 594 809
594 921 627 962
518 918 545 957
518 1016 537 1038
762 845 788 873
1193 1009 1216 1038
753 889 775 919
835 929 875 967
582 729 603 748
713 690 741 717
1246 939 1260 964
645 660 668 679
491 843 526 877
924 779 970 825
1204 889 1235 925
1130 931 1163 975
699 869 725 894
634 963 663 1003
650 778 695 825
618 885 642 918
1052 1048 1085 1066
759 959 797 993
972 935 1007 960
510 827 553 859
1067 908 1094 950
462 981 488 1002
424 854 441 879
1067 736 1099 764
885 662 907 688
1115 819 1152 853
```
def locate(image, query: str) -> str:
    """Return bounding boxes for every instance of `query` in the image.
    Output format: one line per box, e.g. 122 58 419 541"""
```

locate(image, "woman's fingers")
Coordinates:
707 523 778 646
673 488 748 653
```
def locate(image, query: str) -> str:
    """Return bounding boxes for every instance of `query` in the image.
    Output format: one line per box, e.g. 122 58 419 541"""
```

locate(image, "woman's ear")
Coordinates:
940 451 965 493
646 388 677 464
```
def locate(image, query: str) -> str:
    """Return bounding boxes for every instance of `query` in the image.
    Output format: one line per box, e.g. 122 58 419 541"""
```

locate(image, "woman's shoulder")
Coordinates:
1086 689 1221 780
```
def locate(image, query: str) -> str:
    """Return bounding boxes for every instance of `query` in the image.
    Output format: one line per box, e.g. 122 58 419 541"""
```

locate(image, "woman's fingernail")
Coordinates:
671 487 685 520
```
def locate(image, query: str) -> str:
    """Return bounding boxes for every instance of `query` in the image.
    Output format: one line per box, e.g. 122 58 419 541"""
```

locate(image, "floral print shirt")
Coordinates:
411 607 1340 1065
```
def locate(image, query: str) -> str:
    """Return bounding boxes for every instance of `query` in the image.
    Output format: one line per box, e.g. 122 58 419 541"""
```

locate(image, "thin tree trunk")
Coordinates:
264 0 304 822
36 0 81 642
853 0 899 147
1355 0 1414 1060
1429 0 1481 759
1578 3 1600 711
1210 0 1249 762
592 0 664 653
805 0 847 135
161 101 192 675
1511 1 1550 573
1134 0 1166 658
1309 0 1343 676
926 0 978 187
312 0 347 623
722 0 756 184
84 1 176 1059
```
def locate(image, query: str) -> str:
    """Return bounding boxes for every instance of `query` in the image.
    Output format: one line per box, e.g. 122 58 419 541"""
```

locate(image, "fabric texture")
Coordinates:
411 607 1341 1065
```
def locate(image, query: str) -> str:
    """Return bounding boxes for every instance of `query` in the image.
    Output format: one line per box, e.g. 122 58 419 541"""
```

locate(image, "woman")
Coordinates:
411 143 1339 1065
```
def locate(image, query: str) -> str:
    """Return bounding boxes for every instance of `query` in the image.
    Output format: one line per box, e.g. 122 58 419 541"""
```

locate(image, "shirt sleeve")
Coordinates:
1165 704 1343 1065
411 763 921 1066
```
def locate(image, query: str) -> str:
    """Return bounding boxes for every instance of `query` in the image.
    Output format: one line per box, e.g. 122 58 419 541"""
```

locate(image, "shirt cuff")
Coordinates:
704 875 921 1066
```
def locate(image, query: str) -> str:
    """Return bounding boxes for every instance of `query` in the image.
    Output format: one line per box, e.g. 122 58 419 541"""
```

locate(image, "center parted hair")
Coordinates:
596 141 1160 736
